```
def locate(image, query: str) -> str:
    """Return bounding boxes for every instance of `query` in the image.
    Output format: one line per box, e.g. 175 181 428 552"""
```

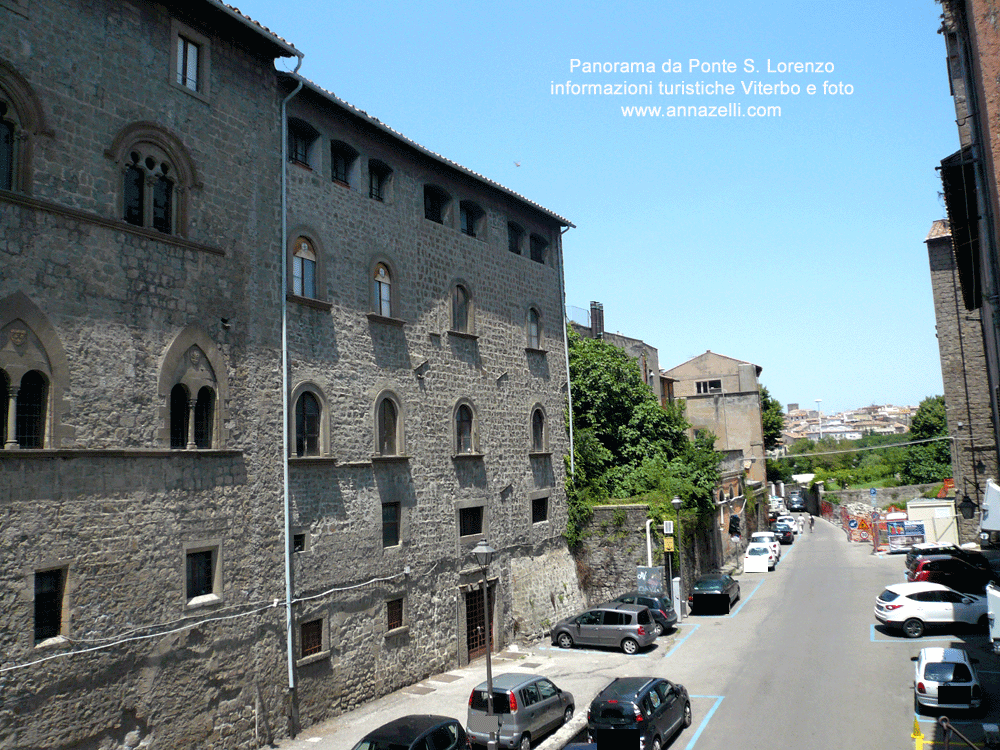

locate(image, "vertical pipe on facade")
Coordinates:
558 227 575 478
281 56 304 694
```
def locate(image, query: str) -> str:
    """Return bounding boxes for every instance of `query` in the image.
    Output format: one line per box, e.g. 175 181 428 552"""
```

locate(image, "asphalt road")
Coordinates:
278 517 997 750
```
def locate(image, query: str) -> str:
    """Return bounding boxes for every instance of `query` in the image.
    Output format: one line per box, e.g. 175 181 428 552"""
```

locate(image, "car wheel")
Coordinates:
683 701 692 727
653 621 664 637
563 706 574 725
518 734 531 750
557 632 574 649
903 618 925 638
651 736 662 750
622 637 639 655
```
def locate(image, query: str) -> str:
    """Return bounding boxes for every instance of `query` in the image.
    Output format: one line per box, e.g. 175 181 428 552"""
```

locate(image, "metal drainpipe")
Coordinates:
281 54 304 697
558 227 575 478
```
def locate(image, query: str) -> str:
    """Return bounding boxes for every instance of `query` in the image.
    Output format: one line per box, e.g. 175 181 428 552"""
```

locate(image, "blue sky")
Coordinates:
236 0 957 416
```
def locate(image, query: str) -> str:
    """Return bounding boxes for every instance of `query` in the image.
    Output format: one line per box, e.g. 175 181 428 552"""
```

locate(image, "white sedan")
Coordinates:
874 582 988 638
743 543 776 572
750 532 781 561
913 647 983 714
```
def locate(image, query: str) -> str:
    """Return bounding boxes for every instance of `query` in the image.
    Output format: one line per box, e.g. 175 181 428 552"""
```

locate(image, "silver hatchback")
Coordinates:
467 673 574 750
550 603 657 654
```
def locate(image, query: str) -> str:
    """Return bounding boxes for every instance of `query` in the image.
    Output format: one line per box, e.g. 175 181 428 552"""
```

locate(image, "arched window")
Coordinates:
194 387 214 449
374 263 392 317
0 370 7 446
123 150 176 234
170 384 190 449
0 62 51 195
378 397 398 455
16 370 47 449
296 392 321 457
456 404 474 454
0 104 14 192
531 409 545 452
293 236 317 298
453 284 470 333
527 308 541 349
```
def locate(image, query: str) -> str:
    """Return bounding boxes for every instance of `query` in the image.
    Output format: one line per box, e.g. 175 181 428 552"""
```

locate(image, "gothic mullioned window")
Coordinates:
293 237 317 298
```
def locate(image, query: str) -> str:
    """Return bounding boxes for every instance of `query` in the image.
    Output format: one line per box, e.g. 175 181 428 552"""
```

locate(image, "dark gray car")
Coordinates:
467 673 573 750
550 603 656 654
609 591 677 636
588 676 691 750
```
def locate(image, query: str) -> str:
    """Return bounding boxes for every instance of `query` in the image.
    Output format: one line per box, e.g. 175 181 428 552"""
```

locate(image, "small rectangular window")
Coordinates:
530 234 548 264
532 496 549 524
34 568 65 643
382 502 401 547
696 380 722 394
369 160 391 201
186 549 215 599
508 223 523 255
459 506 483 537
293 533 306 553
176 36 200 91
387 598 404 631
301 619 323 657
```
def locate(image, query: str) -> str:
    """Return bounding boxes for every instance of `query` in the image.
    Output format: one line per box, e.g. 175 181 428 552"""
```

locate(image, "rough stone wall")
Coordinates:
509 541 587 642
0 2 288 748
927 224 997 542
279 85 571 724
819 483 941 508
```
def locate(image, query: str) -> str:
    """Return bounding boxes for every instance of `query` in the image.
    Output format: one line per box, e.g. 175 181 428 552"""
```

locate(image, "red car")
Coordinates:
906 555 997 595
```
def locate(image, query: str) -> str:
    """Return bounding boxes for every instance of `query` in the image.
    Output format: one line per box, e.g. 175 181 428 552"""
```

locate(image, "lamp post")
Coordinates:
815 399 822 441
671 496 683 618
472 540 497 750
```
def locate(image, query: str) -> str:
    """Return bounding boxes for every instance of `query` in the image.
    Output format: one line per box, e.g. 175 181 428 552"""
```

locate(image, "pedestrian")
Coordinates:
810 515 815 532
797 516 803 535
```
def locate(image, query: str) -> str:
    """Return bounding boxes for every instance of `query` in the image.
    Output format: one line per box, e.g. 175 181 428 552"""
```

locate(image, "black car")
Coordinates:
906 554 998 595
350 715 470 750
772 523 795 545
905 543 992 574
688 573 740 614
588 677 691 749
609 590 677 636
787 495 807 513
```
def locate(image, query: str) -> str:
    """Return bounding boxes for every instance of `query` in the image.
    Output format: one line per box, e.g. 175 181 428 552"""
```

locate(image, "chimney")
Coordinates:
590 301 604 339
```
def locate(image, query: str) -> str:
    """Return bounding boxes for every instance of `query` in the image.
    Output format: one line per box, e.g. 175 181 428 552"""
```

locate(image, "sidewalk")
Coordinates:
273 643 587 750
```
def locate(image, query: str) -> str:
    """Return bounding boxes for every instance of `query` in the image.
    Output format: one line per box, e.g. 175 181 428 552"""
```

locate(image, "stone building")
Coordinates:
925 219 997 542
937 0 1000 496
0 1 576 747
663 351 767 485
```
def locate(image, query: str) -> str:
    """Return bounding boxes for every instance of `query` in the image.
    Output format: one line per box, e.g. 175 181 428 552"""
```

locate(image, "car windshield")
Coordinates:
694 579 725 591
351 742 408 750
879 589 900 602
925 662 973 682
747 547 768 556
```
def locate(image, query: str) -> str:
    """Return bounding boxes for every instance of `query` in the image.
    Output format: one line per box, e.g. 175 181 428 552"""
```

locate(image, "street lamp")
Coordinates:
815 399 822 441
471 540 497 750
671 496 683 618
958 494 979 520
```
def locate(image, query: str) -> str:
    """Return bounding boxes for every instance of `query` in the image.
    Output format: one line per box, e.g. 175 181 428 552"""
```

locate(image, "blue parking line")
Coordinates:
684 695 724 749
729 578 765 617
664 624 700 658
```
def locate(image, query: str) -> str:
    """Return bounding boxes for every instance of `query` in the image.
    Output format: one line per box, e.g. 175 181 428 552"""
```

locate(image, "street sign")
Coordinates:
664 537 675 552
870 487 877 507
664 520 674 535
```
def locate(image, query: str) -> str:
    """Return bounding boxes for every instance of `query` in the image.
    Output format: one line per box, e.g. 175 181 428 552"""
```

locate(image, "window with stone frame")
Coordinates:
382 502 401 547
292 236 317 298
529 234 549 264
424 185 449 224
452 284 471 333
176 35 201 92
34 567 65 643
459 505 483 537
527 308 541 349
170 21 211 101
369 159 392 201
287 118 319 169
507 222 524 255
373 263 392 317
377 397 399 456
11 369 47 449
387 597 404 631
460 201 483 238
532 496 549 524
169 380 216 450
0 103 14 192
531 408 545 452
456 403 474 454
123 148 176 234
295 391 321 457
184 544 221 604
300 619 323 657
330 140 358 186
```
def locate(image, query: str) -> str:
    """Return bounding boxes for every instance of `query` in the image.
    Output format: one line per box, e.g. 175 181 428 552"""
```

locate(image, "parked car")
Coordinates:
550 603 657 654
467 673 573 750
743 543 776 572
350 715 470 750
787 494 807 513
905 544 992 575
588 677 691 750
609 591 677 636
776 514 799 532
750 531 781 561
874 581 988 638
771 523 795 545
912 647 983 715
688 573 740 614
906 554 997 595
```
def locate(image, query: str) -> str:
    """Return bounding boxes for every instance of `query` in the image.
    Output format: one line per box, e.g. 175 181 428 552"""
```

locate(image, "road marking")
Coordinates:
684 695 724 749
664 624 700 658
729 578 765 616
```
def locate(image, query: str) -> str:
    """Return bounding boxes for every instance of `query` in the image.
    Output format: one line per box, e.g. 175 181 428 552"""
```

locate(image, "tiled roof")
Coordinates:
926 219 951 241
210 2 301 56
281 73 574 228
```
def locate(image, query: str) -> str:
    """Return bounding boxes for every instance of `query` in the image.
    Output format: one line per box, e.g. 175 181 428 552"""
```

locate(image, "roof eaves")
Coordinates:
208 2 301 57
281 72 574 228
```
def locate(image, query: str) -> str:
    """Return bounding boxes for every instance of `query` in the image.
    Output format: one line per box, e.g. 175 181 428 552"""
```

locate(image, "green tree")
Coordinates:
759 385 784 450
901 395 951 484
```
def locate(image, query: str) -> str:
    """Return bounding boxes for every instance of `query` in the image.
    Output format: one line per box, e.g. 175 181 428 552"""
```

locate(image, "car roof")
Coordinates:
695 573 731 581
473 673 543 691
885 581 960 595
595 677 659 700
360 715 461 742
919 647 972 664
